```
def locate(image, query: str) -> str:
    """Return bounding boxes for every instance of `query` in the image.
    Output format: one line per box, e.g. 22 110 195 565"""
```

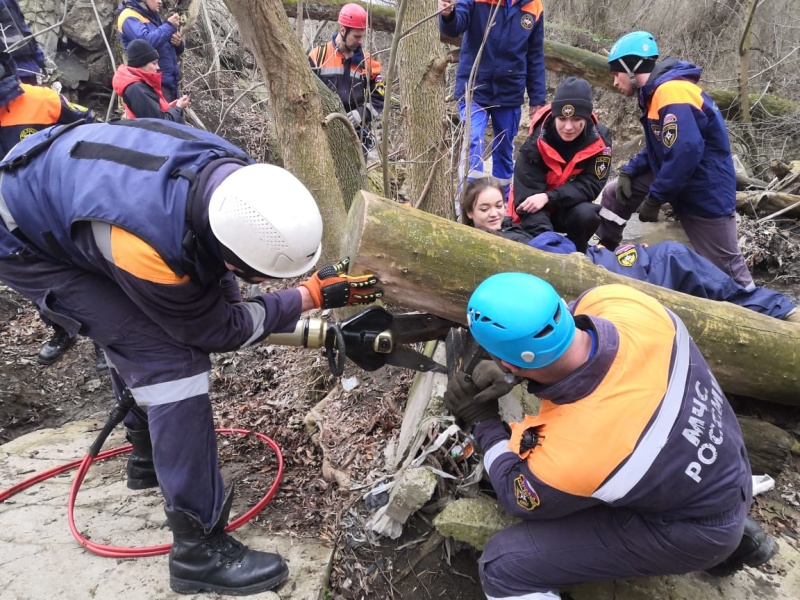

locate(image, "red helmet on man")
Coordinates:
338 3 368 29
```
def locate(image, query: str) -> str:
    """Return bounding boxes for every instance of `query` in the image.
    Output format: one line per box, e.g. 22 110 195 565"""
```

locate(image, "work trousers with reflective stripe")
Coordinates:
458 99 521 199
480 499 749 598
596 172 754 288
0 250 225 526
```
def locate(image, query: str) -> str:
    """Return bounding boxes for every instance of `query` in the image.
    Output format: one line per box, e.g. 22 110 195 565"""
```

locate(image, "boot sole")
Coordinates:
170 568 289 596
126 478 159 491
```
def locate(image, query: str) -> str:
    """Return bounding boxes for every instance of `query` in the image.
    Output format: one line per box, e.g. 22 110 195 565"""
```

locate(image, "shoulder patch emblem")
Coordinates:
520 14 534 30
19 127 38 140
514 474 541 511
615 244 638 267
594 155 610 179
650 123 661 140
662 123 678 148
663 113 677 124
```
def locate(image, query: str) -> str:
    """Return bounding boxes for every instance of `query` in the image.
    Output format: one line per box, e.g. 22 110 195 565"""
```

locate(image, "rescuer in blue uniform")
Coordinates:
0 119 381 596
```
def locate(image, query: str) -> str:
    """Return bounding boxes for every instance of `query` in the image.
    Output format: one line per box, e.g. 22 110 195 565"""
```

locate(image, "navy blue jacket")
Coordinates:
623 58 736 218
0 1 45 83
117 1 184 94
440 0 545 108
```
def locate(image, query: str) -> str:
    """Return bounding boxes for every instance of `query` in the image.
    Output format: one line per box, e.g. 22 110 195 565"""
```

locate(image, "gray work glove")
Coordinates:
346 109 362 128
470 360 515 403
443 372 500 431
615 172 633 206
637 195 661 222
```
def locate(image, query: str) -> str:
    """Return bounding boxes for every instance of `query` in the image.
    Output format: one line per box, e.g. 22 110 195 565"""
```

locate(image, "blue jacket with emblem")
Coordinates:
439 0 545 108
0 120 304 354
621 58 736 218
117 0 184 94
0 0 46 83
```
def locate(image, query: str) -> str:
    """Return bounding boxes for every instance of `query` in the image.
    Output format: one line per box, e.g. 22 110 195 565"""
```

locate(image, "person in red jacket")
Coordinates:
510 77 611 252
112 39 190 121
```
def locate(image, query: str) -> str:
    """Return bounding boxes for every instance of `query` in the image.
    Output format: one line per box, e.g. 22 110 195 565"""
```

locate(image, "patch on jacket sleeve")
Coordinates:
514 474 541 511
594 155 610 179
614 244 638 267
662 122 678 148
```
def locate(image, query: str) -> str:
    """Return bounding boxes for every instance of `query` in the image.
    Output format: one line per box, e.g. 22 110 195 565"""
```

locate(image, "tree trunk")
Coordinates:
737 417 794 476
343 192 800 406
225 0 346 265
397 0 453 217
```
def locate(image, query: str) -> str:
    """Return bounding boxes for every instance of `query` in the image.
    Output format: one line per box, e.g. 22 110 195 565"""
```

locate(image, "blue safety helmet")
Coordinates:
608 31 658 74
467 273 576 369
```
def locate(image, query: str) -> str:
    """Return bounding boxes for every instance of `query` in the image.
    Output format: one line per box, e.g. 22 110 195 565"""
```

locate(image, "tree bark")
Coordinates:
225 0 346 265
343 192 800 406
397 0 453 217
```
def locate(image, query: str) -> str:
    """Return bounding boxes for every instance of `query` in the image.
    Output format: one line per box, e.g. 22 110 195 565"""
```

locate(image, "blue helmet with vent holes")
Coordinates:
467 273 575 369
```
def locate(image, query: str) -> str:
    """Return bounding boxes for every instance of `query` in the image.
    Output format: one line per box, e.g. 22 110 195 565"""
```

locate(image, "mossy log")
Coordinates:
342 192 800 406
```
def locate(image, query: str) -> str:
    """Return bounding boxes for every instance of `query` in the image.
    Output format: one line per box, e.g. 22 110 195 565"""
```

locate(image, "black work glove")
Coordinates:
444 364 511 431
470 360 515 403
615 172 633 206
637 196 661 222
300 257 382 309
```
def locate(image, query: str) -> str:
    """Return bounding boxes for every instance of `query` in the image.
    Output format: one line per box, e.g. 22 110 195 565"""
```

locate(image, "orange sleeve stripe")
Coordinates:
648 80 704 119
117 8 148 32
522 0 544 17
110 226 190 284
0 85 62 127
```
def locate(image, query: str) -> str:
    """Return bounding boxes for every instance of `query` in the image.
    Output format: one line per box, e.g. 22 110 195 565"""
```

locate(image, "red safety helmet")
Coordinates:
338 3 368 29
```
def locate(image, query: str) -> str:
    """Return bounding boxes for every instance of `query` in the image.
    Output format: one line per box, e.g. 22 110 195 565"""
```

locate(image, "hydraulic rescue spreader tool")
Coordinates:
266 306 456 376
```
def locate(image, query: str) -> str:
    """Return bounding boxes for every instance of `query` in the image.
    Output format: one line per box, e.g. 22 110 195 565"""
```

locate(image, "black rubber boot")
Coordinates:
125 427 159 490
705 516 778 576
165 486 289 595
37 325 75 365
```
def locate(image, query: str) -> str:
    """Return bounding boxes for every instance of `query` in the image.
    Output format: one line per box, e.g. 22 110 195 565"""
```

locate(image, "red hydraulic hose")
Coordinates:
1 428 283 558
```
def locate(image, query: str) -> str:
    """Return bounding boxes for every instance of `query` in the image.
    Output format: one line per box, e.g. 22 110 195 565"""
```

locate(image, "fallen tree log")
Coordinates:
737 190 800 219
342 192 800 406
737 417 794 476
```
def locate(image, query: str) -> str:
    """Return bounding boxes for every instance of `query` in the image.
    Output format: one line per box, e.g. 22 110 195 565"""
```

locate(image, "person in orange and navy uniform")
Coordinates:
308 3 384 151
443 272 777 599
0 50 96 368
510 77 612 252
596 31 754 290
0 51 92 155
112 39 190 122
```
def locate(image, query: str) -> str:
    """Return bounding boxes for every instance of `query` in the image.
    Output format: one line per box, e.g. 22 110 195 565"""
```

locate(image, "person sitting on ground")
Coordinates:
112 39 190 122
0 51 109 369
509 77 612 252
444 273 777 600
461 177 797 320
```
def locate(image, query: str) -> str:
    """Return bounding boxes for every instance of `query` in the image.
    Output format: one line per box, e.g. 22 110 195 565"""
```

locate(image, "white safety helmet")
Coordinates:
208 164 323 278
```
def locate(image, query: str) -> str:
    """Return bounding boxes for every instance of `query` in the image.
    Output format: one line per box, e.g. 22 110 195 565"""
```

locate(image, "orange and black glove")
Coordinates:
300 257 382 309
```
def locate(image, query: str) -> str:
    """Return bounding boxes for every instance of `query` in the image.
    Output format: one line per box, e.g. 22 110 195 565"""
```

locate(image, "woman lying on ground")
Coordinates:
461 177 797 320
